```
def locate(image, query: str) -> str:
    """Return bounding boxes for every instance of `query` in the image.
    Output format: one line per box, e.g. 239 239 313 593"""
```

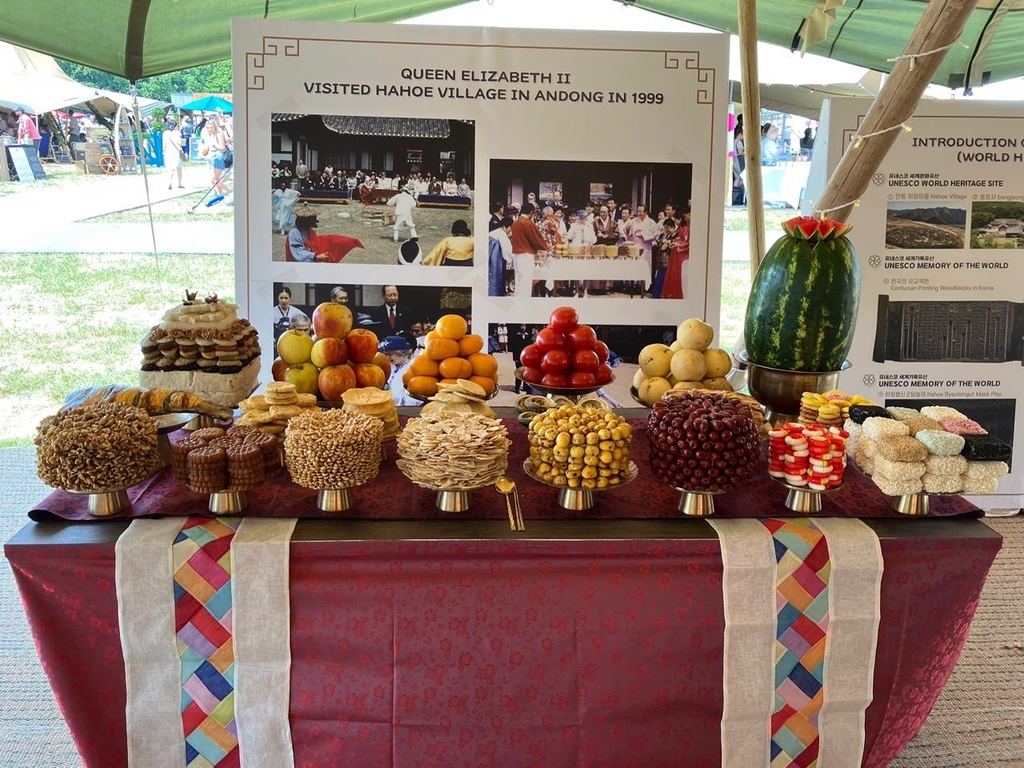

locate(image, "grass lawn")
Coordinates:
0 252 234 445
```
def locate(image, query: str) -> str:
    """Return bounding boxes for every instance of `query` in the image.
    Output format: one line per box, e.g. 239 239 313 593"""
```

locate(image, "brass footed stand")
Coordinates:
317 487 354 513
891 493 929 516
771 477 842 514
675 489 723 517
524 459 638 512
209 490 247 515
86 488 131 517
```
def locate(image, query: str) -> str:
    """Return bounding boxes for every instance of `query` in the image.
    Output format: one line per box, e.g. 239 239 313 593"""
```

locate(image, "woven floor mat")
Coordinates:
891 516 1024 768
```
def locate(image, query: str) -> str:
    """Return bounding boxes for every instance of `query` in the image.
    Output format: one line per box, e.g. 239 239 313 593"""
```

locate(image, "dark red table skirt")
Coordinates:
6 519 1001 768
29 418 981 522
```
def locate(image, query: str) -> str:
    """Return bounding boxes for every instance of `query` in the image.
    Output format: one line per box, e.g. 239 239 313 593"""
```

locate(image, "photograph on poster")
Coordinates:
488 159 693 300
884 398 1015 469
970 200 1024 249
271 114 475 266
872 296 1024 364
272 281 471 342
885 201 967 249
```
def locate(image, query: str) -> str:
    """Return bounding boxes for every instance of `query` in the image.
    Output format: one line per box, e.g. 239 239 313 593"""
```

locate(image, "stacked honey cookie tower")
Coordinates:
235 382 319 435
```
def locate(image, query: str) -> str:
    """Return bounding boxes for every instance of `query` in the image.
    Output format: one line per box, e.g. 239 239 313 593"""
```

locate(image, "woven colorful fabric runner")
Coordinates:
711 517 882 768
763 518 829 767
116 517 297 768
173 518 241 768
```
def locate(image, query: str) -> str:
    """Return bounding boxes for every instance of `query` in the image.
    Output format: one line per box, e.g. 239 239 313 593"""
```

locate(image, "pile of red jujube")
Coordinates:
647 391 761 492
768 422 848 490
518 307 615 390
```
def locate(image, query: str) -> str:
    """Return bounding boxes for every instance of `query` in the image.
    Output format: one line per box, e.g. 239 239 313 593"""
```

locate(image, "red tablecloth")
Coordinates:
6 518 1001 768
29 418 981 522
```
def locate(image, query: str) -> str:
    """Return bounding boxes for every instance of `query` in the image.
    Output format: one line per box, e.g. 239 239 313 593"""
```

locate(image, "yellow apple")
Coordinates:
638 343 673 378
277 329 314 365
283 361 320 395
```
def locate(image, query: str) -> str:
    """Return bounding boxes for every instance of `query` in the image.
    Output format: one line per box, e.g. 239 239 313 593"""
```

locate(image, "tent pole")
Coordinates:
815 0 979 223
737 0 765 275
130 83 159 256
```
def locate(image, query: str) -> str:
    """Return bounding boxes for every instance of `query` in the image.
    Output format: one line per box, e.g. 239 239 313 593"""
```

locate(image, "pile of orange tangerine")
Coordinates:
401 314 499 399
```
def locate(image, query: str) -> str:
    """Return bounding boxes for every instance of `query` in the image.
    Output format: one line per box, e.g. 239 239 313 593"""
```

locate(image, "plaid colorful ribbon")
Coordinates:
173 518 242 768
761 518 831 768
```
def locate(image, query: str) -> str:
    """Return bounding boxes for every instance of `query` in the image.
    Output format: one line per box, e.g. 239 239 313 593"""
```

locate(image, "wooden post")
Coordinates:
815 0 979 222
737 0 765 274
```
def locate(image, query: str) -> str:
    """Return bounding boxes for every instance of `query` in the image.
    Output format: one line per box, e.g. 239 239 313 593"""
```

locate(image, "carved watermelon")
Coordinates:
744 216 861 372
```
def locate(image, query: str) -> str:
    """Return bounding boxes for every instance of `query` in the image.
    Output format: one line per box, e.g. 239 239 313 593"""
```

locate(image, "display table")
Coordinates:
7 411 1002 766
6 515 1000 768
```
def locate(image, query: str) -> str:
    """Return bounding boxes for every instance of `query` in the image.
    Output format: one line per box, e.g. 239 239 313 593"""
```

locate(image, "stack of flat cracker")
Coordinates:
799 390 874 428
235 382 318 435
342 387 399 439
397 410 511 490
421 379 496 418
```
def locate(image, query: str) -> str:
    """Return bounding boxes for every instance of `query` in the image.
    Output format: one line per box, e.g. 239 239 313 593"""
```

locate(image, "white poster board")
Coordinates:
231 19 727 355
808 98 1024 505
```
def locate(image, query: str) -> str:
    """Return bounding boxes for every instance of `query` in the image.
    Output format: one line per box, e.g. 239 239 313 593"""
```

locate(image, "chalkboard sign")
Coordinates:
5 144 46 181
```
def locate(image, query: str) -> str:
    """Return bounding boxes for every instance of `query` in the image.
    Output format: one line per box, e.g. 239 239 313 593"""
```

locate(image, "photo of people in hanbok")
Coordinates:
487 159 692 299
270 114 475 266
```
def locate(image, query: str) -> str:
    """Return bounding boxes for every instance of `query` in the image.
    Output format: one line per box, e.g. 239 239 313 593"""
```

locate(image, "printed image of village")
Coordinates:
971 200 1024 249
885 201 967 249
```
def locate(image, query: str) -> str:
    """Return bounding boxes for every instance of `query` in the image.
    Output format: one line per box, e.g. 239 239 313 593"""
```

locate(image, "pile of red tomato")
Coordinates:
519 307 614 390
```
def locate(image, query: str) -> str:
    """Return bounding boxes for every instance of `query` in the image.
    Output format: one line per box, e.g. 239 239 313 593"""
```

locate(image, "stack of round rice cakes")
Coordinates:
170 425 278 494
236 382 319 435
397 411 510 490
342 388 399 439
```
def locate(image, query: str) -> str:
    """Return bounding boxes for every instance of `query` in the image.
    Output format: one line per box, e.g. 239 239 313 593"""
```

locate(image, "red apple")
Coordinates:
311 302 354 340
535 327 568 354
520 343 543 369
283 362 320 396
520 366 544 385
353 362 387 389
310 337 348 368
346 328 379 364
568 370 597 389
317 364 357 401
271 356 289 381
541 349 570 374
595 364 614 385
594 340 610 364
541 372 569 388
567 324 597 352
372 352 392 381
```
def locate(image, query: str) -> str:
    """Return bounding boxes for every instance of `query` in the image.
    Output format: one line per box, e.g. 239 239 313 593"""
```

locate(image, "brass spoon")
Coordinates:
495 476 525 531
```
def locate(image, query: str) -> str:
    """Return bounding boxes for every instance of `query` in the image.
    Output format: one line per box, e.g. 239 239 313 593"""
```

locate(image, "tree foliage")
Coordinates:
57 60 232 102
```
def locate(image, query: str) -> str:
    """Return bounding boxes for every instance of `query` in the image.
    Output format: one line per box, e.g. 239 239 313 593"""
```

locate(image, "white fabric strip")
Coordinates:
814 518 884 768
708 519 778 768
116 518 189 768
232 518 298 768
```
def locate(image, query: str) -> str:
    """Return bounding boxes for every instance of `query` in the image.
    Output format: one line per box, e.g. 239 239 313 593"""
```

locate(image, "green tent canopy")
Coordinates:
631 0 1024 89
0 0 473 81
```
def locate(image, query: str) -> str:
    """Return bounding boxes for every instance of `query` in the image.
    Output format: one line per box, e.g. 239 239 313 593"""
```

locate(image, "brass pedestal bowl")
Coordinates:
738 350 851 426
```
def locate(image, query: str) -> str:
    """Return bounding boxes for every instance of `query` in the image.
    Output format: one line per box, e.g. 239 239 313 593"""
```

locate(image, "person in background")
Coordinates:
457 177 471 198
761 123 780 166
488 215 514 296
510 203 549 298
295 158 309 189
509 323 532 394
273 287 302 339
423 220 474 266
652 217 679 298
272 180 299 234
285 204 364 263
409 321 427 349
732 124 746 206
442 175 459 196
489 201 505 232
330 286 349 305
180 115 194 158
800 126 815 159
380 335 419 406
625 203 660 297
289 312 312 333
497 323 509 353
369 285 412 336
201 117 230 195
14 108 41 150
660 208 690 300
388 183 418 243
162 120 185 190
